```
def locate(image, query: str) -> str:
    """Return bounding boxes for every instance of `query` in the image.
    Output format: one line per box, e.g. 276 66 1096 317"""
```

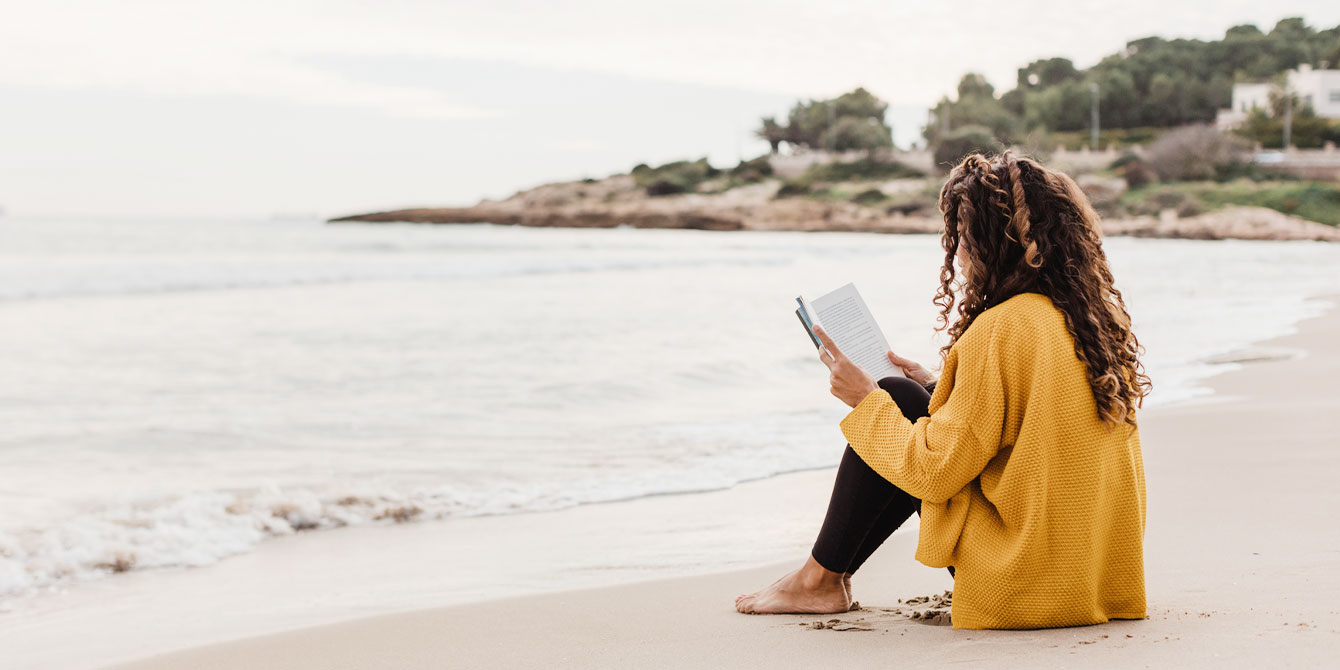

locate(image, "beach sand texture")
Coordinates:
115 297 1340 669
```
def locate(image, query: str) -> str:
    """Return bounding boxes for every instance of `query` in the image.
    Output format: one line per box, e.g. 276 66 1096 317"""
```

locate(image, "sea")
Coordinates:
1 216 1338 610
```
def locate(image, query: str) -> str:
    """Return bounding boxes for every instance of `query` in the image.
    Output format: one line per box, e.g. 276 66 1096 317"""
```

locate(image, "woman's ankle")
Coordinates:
798 555 845 590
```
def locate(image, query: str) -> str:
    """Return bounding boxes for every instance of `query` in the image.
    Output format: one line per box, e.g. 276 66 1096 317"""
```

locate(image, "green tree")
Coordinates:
1145 73 1186 125
819 116 893 152
925 73 1024 148
957 73 995 100
925 18 1340 146
756 117 786 154
1024 81 1090 132
1016 57 1081 88
932 125 1000 171
831 87 889 121
758 87 893 152
1094 69 1139 129
1266 75 1303 118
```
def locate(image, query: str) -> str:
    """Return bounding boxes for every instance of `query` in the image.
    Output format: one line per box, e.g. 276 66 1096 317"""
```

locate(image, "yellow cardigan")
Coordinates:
840 292 1146 630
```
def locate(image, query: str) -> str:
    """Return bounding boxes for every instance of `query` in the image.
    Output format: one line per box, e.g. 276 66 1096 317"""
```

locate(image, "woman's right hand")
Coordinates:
887 350 936 386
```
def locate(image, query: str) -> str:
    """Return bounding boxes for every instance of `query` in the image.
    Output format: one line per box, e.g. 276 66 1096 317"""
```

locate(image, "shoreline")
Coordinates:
329 205 1340 242
113 294 1340 669
327 171 1340 242
1 454 858 669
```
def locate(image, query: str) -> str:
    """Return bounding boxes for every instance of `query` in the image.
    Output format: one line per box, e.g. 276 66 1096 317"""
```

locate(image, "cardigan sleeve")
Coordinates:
839 317 1007 503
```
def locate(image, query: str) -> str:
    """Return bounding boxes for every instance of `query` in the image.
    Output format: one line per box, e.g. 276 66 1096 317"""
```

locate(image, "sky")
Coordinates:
2 1 1339 219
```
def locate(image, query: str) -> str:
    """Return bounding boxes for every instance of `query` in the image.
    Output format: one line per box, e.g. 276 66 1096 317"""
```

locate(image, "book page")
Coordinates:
809 283 903 380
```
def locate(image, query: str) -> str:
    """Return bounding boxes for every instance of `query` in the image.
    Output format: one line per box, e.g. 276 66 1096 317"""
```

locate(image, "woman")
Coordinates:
734 151 1151 630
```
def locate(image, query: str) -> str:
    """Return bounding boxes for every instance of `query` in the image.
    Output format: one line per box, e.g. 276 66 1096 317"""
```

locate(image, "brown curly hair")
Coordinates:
934 150 1151 428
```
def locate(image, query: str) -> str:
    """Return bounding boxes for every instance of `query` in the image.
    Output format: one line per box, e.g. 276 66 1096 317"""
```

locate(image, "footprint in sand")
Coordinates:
808 590 953 630
909 608 952 626
905 590 953 626
803 618 875 631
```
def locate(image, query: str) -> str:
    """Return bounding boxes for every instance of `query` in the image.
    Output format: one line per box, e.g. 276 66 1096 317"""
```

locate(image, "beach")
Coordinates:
1 219 1338 668
109 295 1340 668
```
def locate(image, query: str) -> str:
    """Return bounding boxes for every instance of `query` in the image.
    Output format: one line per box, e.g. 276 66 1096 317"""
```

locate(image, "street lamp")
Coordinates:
1089 82 1100 151
1282 84 1293 150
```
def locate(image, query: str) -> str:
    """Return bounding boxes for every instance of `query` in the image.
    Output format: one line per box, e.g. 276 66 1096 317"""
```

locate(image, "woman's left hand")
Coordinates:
813 324 878 408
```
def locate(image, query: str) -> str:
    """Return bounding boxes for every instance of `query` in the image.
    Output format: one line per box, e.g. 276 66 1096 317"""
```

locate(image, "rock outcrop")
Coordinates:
1101 206 1340 242
331 175 1340 242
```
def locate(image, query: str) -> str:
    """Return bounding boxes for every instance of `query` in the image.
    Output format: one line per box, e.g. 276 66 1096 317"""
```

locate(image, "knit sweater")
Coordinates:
839 292 1147 630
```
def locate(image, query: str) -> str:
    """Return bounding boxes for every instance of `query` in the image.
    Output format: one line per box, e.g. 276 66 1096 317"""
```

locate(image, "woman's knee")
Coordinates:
876 375 931 419
877 375 922 394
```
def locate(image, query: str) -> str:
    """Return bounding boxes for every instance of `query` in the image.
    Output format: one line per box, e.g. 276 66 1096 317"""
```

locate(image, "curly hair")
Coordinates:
933 150 1152 428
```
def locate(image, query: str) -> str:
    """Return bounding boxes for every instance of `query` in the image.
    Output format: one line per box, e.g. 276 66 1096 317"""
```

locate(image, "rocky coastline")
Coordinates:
330 174 1340 242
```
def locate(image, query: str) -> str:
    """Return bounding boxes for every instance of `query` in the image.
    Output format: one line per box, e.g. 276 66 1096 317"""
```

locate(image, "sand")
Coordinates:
113 296 1340 669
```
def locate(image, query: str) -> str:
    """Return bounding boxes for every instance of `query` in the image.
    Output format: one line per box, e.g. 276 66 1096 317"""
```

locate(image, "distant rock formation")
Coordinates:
1102 206 1340 242
331 174 1340 242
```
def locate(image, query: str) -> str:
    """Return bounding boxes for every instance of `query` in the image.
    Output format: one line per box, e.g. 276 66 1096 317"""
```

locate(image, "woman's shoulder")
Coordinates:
958 292 1068 354
989 291 1057 316
965 292 1059 330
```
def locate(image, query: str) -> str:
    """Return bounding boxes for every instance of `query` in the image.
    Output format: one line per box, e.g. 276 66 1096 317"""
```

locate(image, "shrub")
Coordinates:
729 155 774 184
1175 198 1203 218
1235 108 1340 149
1198 180 1340 225
1121 187 1201 217
632 158 718 196
1143 125 1250 182
932 125 1000 171
775 178 812 198
1107 152 1140 171
850 188 887 206
1150 189 1194 211
804 157 924 182
1211 160 1283 182
645 179 691 196
1119 157 1158 190
880 187 940 216
1047 127 1166 151
887 202 926 215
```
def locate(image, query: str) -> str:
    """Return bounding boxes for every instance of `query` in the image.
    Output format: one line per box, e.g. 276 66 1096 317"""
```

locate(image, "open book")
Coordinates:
795 282 903 380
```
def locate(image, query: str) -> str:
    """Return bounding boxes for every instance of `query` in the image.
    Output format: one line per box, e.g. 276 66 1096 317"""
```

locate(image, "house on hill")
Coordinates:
1216 63 1340 128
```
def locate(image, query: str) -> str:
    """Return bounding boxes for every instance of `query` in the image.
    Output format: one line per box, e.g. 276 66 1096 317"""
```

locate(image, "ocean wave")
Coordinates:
0 255 790 302
0 485 518 601
0 429 838 603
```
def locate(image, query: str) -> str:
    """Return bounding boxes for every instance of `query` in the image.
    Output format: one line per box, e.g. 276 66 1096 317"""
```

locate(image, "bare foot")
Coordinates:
734 569 793 604
843 573 859 611
735 556 849 614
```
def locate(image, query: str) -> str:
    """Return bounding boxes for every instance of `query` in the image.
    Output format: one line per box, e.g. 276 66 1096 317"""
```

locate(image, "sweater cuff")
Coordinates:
840 387 893 445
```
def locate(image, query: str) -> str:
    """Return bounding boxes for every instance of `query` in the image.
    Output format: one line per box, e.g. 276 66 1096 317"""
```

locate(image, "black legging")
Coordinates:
810 375 955 578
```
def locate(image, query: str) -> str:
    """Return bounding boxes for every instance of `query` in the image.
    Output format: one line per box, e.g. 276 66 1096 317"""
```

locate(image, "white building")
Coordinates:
1216 64 1340 128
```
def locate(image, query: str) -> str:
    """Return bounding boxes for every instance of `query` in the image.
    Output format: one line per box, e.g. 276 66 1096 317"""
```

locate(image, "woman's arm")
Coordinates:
839 318 1006 503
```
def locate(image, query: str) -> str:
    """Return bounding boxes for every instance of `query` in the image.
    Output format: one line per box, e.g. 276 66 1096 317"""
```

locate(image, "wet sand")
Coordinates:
113 295 1340 669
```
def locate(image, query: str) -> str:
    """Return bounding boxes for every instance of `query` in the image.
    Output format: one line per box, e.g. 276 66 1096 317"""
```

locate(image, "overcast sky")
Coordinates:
2 1 1338 219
